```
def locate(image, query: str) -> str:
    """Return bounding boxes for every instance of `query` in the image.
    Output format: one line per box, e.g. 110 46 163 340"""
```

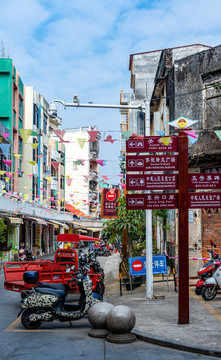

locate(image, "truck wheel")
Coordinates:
21 309 42 329
201 286 217 301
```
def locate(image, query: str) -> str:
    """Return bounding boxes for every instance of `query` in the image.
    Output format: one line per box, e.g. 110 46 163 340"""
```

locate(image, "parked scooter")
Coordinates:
94 244 111 257
195 249 221 295
18 264 102 329
18 247 35 261
201 263 221 301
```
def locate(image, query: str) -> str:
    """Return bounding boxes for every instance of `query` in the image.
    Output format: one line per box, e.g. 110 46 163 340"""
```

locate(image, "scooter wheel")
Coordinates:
21 309 42 329
201 286 217 301
93 281 105 297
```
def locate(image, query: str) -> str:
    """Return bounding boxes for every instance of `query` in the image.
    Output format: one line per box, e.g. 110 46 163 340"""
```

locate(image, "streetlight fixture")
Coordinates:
49 96 153 300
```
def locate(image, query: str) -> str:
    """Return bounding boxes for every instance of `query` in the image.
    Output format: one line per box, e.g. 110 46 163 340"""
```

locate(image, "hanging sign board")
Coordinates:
126 174 178 190
188 173 221 189
101 188 121 219
188 192 221 208
126 136 178 153
126 193 178 210
126 154 178 172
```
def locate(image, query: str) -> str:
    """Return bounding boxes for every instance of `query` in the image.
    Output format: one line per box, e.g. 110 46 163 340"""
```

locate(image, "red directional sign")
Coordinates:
126 193 178 210
132 260 144 272
188 173 221 190
188 192 221 208
126 174 178 190
126 136 178 153
126 155 178 172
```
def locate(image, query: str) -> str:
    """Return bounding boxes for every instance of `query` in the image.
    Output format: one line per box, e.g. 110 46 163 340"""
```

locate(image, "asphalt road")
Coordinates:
0 264 219 360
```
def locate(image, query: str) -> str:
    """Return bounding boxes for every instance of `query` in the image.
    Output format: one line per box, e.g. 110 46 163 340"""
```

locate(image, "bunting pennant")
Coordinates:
66 178 73 186
104 135 116 144
77 159 85 166
215 130 221 141
5 172 13 179
156 130 165 137
30 143 39 150
118 175 123 178
28 161 36 166
160 137 172 146
0 143 11 157
5 177 10 182
28 174 34 179
51 161 60 171
101 175 109 180
0 137 2 142
120 184 126 188
14 154 22 159
120 131 133 140
77 138 87 149
46 177 52 182
73 160 82 166
31 130 38 136
70 194 74 198
2 133 10 139
44 170 51 175
87 130 99 142
20 129 32 143
83 175 89 179
0 171 6 175
53 129 66 141
95 159 104 166
3 159 12 166
183 130 197 138
188 135 199 145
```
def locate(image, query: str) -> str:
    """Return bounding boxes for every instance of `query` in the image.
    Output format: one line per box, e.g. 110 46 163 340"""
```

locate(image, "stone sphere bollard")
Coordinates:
88 302 114 338
106 305 136 343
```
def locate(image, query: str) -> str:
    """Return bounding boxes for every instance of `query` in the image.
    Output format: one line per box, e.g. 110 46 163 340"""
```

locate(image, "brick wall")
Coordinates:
202 209 221 259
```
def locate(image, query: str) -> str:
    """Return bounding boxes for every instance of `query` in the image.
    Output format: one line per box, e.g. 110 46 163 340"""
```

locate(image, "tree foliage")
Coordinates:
0 217 7 243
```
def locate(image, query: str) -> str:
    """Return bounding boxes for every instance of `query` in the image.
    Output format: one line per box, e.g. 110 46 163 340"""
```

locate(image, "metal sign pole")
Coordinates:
145 101 153 300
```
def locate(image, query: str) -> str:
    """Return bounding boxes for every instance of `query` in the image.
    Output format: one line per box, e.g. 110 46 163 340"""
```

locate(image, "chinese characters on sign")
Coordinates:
101 188 120 219
188 174 221 189
188 193 221 208
126 136 178 153
129 255 168 277
126 193 178 210
126 155 178 172
126 174 178 190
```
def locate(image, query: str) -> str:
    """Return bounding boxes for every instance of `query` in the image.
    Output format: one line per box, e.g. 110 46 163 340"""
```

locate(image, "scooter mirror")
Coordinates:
66 268 71 273
71 265 75 270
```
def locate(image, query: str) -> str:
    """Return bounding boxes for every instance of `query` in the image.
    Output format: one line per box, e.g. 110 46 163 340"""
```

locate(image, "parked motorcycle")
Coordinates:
195 249 221 295
18 247 35 261
18 264 102 329
201 263 221 301
94 244 111 257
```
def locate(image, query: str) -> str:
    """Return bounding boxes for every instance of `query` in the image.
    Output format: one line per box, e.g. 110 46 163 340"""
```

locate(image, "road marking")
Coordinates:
189 289 221 323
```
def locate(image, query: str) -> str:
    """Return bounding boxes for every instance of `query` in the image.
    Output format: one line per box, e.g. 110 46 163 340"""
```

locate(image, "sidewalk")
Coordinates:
104 254 221 358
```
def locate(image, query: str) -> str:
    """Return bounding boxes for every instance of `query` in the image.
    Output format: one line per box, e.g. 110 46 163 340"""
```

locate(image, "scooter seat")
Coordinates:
35 287 67 298
38 282 66 291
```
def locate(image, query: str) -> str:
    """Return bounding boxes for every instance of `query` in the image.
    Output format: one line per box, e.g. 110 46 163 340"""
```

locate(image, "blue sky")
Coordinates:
1 0 221 184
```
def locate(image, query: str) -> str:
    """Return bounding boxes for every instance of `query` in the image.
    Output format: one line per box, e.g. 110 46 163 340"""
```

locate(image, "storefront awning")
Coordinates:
47 220 69 230
5 217 23 225
23 216 48 226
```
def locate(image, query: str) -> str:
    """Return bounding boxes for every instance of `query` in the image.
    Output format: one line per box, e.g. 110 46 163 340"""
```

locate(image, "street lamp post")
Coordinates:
49 97 153 300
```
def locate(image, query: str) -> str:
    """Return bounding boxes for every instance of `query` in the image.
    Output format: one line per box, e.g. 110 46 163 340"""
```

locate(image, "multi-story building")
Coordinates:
63 126 100 218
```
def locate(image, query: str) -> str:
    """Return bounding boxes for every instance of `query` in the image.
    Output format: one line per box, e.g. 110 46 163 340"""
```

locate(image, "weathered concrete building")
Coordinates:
151 44 221 274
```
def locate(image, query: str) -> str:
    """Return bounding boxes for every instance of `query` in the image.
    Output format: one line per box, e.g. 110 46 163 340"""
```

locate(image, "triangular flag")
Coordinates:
14 154 22 159
70 194 74 198
215 130 221 141
120 184 126 188
28 161 36 166
156 130 165 137
28 174 34 179
77 159 85 166
96 159 104 166
83 175 89 179
0 171 6 175
166 117 199 129
77 138 87 149
3 159 12 166
87 131 99 142
104 135 116 144
188 135 199 145
30 143 39 150
2 133 10 139
53 129 66 141
46 177 52 182
51 162 60 171
66 178 73 186
44 170 50 175
0 144 11 157
160 137 172 146
19 129 32 143
121 131 133 140
184 130 197 138
31 130 38 136
5 177 10 182
118 175 123 178
5 172 13 179
101 175 109 180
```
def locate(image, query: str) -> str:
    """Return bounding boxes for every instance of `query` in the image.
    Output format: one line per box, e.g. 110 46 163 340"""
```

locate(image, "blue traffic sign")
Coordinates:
129 255 167 277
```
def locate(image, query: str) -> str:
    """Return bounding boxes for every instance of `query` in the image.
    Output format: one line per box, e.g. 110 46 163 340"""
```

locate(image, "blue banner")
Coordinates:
129 255 167 277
